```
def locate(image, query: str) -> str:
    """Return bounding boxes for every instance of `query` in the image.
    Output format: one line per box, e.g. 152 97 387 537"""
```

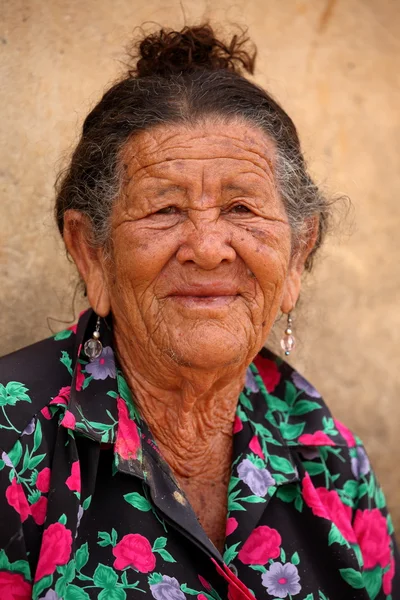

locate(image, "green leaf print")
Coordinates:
302 461 326 476
223 542 240 564
339 568 365 589
0 382 31 406
54 328 73 341
291 552 300 565
152 537 167 551
64 584 91 599
82 495 92 510
280 547 286 562
303 594 314 600
99 589 127 600
284 380 298 406
180 583 200 595
156 549 176 563
280 421 305 440
98 531 114 547
276 485 299 503
8 440 23 468
75 542 89 571
148 572 163 585
93 563 118 588
328 523 349 547
124 492 152 512
268 454 294 474
290 400 322 416
32 574 53 599
0 549 10 570
362 566 383 600
60 350 73 376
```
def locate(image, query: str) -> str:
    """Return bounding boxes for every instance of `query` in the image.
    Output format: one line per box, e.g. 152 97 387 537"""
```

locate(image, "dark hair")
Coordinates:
55 24 332 271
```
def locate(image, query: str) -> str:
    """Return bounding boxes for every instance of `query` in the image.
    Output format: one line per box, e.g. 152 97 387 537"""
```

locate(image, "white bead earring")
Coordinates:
280 313 295 356
84 316 103 360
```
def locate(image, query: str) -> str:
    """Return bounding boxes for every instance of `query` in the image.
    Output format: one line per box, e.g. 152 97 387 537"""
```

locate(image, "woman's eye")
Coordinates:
155 206 178 215
230 204 251 214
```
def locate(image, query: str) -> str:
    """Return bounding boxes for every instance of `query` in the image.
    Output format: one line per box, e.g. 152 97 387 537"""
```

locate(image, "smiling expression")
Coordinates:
92 118 305 370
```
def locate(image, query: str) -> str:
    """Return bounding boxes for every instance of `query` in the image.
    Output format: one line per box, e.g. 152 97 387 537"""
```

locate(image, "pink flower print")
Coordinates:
248 435 264 458
35 522 73 581
67 323 77 334
60 410 76 430
253 355 281 392
298 431 336 446
198 575 211 590
233 416 243 434
334 419 356 447
212 559 255 600
65 461 81 493
0 571 32 600
383 557 395 595
316 488 356 543
301 473 329 519
31 496 48 526
353 508 391 569
75 362 85 392
41 406 52 420
197 595 208 600
6 478 31 522
113 533 156 572
238 525 281 565
226 517 238 536
50 386 71 406
115 398 141 461
36 468 51 493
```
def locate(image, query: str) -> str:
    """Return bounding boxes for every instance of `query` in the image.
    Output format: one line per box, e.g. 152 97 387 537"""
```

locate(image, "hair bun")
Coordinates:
128 24 256 78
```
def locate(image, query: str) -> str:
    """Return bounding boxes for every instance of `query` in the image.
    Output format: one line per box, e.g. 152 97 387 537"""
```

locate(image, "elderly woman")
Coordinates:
0 24 398 600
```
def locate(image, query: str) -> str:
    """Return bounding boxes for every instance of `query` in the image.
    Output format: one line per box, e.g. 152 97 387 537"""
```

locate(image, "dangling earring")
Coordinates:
84 316 103 360
280 313 295 356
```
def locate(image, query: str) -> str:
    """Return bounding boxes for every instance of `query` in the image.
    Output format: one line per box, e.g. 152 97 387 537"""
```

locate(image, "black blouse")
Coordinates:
0 309 398 600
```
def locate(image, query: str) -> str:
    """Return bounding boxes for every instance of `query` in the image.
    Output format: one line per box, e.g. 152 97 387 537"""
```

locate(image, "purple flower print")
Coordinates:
39 590 61 600
1 451 13 468
237 458 275 496
261 562 301 598
351 446 370 479
245 368 259 393
85 346 116 380
150 575 186 600
291 372 321 398
22 417 35 435
300 448 320 461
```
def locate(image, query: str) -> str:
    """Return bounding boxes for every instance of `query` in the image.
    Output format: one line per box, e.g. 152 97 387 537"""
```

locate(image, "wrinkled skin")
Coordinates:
64 118 317 551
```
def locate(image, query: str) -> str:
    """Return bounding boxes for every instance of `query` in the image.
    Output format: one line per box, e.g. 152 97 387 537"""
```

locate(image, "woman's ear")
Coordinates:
63 210 111 317
281 217 319 313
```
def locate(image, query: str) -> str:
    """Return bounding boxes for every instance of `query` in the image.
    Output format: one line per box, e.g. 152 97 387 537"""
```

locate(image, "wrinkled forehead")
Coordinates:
119 119 277 182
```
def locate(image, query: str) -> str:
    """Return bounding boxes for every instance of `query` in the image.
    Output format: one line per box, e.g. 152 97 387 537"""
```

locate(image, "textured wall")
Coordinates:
1 0 399 529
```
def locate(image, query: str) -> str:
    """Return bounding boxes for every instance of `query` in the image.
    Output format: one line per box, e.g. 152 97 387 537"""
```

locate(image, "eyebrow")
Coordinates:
154 184 186 196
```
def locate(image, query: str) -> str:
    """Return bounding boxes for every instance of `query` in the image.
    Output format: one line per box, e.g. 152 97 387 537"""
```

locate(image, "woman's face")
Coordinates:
73 119 310 371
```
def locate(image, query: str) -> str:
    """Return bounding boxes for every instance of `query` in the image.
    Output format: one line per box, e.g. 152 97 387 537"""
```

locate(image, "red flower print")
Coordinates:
298 431 335 446
383 557 395 595
212 559 255 600
6 478 30 522
301 473 329 519
75 362 85 392
198 575 211 590
238 525 281 565
198 575 211 591
316 488 356 543
197 595 208 600
113 533 156 572
334 419 356 447
60 410 76 430
50 385 71 406
41 406 52 420
253 355 281 392
30 496 47 526
115 398 141 461
353 508 391 569
36 468 51 493
35 522 72 581
68 323 77 334
66 460 81 493
226 517 238 536
0 571 32 600
233 416 243 434
249 435 264 459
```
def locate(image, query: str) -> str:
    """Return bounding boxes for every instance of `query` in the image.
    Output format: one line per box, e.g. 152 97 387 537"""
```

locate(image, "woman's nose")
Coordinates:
176 211 236 270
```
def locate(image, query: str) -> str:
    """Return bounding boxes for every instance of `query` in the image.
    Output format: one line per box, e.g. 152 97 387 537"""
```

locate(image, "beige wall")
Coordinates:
1 0 399 529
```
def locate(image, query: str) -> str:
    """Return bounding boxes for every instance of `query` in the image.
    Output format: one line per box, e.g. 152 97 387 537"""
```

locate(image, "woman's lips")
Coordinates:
169 294 238 307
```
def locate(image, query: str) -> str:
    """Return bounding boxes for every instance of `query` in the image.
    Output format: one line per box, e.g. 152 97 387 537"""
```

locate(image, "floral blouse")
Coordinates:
0 310 398 600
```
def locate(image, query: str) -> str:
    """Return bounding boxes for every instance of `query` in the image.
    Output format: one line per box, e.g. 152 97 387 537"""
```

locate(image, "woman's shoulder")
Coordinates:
0 327 76 452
